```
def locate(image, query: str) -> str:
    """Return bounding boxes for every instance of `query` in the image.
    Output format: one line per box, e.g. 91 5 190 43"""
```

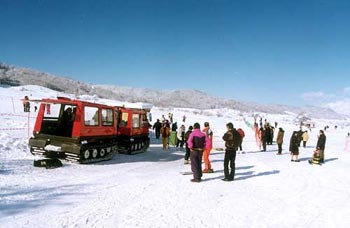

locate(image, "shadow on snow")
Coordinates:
0 183 88 217
202 165 279 182
96 143 184 165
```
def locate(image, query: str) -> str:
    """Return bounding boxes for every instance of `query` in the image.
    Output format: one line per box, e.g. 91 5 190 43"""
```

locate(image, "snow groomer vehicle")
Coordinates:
29 97 151 163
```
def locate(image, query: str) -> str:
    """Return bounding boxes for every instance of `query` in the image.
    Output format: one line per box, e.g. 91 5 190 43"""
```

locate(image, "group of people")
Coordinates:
255 119 320 162
152 115 243 182
22 95 38 112
152 115 188 150
152 114 330 183
184 122 243 182
289 129 311 162
308 130 327 165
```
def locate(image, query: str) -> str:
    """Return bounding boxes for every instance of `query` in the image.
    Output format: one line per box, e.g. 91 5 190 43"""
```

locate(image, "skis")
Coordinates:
180 171 193 175
180 170 216 175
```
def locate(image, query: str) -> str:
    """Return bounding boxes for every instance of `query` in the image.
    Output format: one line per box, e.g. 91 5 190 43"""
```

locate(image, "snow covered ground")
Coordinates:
1 85 350 228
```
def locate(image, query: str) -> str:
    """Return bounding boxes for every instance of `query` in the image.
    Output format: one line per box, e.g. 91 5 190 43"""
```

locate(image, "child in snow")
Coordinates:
308 150 321 165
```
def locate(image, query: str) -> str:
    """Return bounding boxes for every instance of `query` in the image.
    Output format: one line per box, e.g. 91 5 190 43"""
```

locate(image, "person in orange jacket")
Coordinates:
202 122 213 173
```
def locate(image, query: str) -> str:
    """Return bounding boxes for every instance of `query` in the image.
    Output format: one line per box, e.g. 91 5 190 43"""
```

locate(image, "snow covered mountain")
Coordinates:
0 62 345 119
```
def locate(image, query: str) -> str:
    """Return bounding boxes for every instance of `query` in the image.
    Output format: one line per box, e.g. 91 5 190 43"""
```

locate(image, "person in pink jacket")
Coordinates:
202 122 213 173
187 122 211 183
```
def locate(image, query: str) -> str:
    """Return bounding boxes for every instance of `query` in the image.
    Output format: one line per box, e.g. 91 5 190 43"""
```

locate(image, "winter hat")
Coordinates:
226 122 234 129
188 126 193 130
193 122 200 129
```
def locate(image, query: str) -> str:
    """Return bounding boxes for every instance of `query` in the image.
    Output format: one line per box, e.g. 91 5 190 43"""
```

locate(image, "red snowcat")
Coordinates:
29 97 151 163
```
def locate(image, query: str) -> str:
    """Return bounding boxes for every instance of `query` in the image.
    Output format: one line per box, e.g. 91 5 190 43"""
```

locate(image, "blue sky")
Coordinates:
1 0 350 107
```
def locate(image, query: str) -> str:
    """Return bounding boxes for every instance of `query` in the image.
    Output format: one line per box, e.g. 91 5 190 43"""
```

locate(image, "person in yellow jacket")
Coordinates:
202 122 213 173
302 130 309 148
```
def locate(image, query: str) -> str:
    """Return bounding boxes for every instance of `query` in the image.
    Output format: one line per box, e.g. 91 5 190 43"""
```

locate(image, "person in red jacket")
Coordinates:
237 128 245 154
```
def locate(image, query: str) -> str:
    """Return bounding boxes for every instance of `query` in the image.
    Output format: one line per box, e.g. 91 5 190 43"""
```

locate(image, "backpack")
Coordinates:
224 131 235 150
237 128 245 138
233 129 242 147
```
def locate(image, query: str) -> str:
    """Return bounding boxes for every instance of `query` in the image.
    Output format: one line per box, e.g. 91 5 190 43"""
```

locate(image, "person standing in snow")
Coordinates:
297 128 303 147
183 126 193 164
187 122 211 183
260 127 267 152
176 124 185 148
222 122 241 181
161 115 166 123
265 123 272 145
22 95 30 112
237 128 245 153
269 126 275 145
276 127 284 155
254 122 261 149
289 131 300 162
160 122 170 150
302 130 309 148
345 133 350 152
152 119 162 139
171 122 178 132
147 112 152 123
316 130 326 163
168 113 173 123
202 122 214 173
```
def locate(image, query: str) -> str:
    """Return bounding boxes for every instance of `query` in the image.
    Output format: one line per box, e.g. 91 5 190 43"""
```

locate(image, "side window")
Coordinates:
102 109 113 126
119 112 128 127
132 113 140 128
141 113 148 127
43 103 60 119
84 106 99 126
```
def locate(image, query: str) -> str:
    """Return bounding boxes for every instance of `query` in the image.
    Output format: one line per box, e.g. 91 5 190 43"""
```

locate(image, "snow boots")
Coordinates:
203 168 214 173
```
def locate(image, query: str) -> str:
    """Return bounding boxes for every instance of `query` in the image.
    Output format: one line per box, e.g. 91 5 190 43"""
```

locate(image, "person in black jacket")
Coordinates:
183 126 193 164
276 127 284 155
152 119 162 139
289 131 300 162
260 127 267 152
222 122 242 181
59 107 74 137
316 130 326 163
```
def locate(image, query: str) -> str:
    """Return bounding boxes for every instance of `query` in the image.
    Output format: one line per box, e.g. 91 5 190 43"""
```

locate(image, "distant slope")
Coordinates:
0 62 345 119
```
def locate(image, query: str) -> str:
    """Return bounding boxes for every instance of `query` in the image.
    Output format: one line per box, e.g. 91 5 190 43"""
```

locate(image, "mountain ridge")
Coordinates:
0 62 345 119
